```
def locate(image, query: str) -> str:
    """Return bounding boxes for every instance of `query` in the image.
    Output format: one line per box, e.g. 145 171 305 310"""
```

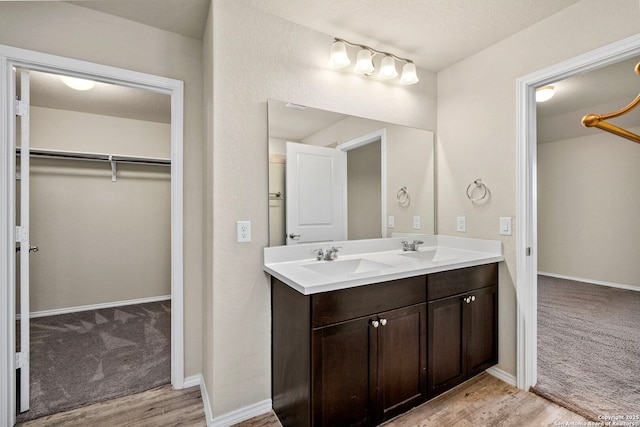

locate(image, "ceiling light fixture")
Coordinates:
59 75 96 91
328 37 419 86
536 85 555 102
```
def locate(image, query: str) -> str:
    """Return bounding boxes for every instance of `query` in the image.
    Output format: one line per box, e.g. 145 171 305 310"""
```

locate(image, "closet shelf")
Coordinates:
16 147 170 182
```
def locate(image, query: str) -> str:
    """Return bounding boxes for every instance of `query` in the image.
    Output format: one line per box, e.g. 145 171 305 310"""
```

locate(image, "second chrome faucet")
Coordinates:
313 246 341 261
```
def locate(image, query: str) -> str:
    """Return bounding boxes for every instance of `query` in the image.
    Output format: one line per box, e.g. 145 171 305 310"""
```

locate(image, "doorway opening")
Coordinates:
15 67 172 421
0 45 185 427
516 34 640 393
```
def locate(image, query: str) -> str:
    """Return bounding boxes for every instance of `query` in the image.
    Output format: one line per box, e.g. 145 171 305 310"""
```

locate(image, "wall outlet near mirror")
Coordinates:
413 216 421 230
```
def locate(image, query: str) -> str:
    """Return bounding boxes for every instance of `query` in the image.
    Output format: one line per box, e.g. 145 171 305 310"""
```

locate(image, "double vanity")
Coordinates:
264 235 503 427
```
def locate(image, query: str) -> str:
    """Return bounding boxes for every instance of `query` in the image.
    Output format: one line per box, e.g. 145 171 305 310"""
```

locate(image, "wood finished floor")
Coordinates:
17 385 206 427
234 373 589 427
17 373 588 427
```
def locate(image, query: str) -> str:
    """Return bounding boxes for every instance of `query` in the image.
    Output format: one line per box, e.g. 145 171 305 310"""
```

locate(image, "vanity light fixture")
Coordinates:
60 75 96 91
328 37 420 85
536 85 555 102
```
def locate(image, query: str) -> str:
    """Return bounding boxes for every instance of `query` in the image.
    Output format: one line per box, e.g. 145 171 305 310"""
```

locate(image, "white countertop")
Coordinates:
264 235 504 295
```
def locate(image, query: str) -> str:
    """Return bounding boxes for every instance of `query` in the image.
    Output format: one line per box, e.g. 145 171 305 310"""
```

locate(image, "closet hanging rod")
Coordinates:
581 61 640 145
15 147 171 166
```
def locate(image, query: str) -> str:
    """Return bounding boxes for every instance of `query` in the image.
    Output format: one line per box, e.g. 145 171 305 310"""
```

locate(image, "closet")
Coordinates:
15 69 172 420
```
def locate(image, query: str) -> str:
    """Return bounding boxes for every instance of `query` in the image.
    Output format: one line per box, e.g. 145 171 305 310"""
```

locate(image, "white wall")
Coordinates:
207 0 437 417
22 106 171 312
437 0 640 378
538 128 640 288
0 1 204 378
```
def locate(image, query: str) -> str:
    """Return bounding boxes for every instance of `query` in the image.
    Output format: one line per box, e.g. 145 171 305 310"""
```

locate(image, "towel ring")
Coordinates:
397 186 410 207
466 179 488 202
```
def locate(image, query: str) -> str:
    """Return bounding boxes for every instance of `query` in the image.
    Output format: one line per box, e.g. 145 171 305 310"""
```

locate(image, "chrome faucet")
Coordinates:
402 240 424 251
312 246 341 261
325 246 340 261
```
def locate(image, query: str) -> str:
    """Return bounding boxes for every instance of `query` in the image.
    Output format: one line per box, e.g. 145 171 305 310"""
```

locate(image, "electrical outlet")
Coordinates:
236 220 251 243
413 216 421 230
456 216 467 233
388 216 395 228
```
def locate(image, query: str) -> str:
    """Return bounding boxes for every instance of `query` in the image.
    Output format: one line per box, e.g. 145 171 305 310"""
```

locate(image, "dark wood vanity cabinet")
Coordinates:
272 276 427 427
426 263 498 398
272 262 498 427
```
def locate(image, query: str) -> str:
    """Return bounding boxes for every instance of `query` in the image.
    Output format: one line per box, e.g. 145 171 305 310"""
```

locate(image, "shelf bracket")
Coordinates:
109 155 117 182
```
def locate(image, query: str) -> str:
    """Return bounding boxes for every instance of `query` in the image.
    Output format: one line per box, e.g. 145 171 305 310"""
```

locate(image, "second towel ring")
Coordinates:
466 179 489 202
397 186 410 206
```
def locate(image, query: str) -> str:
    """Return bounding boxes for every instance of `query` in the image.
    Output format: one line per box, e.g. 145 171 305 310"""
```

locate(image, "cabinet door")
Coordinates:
312 317 375 427
427 295 464 397
377 304 427 421
466 285 498 377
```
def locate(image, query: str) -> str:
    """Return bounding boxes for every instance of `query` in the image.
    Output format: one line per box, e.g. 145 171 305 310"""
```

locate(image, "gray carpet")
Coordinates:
16 300 171 422
533 276 640 421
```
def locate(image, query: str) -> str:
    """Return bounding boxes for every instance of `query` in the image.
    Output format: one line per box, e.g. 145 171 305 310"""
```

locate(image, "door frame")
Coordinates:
515 33 640 390
0 44 185 425
338 129 387 239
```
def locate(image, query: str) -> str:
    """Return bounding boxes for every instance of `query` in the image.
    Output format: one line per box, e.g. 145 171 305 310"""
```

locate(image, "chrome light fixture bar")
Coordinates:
328 38 419 85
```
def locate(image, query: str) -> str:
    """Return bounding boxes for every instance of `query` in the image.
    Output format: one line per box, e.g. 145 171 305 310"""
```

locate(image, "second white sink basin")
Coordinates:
302 258 393 276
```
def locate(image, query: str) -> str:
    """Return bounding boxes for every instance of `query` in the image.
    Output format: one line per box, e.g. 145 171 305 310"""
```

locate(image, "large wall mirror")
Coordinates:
268 99 435 247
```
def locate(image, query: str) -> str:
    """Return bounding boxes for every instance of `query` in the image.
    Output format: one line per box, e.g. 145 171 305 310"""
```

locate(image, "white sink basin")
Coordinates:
302 258 393 276
398 249 455 263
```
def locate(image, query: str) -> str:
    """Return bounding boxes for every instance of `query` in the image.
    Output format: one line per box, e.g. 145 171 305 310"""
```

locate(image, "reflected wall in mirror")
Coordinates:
268 99 435 247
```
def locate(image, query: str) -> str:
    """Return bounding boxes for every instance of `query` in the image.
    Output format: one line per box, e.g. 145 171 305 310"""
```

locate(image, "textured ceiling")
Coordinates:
68 0 210 40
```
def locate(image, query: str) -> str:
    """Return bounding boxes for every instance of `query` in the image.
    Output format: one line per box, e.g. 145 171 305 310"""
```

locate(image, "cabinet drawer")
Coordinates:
312 276 426 328
427 263 497 301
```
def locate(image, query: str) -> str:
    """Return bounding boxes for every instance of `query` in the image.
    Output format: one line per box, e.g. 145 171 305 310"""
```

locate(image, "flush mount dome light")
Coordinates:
59 75 96 91
536 85 555 102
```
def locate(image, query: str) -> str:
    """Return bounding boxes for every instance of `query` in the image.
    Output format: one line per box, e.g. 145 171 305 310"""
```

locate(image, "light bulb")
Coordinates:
399 62 419 85
353 49 375 75
328 40 350 69
378 55 398 80
60 75 96 91
536 85 555 102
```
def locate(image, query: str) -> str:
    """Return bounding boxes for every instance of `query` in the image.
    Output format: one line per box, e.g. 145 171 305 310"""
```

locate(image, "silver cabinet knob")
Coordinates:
471 295 476 302
380 318 387 326
370 319 380 328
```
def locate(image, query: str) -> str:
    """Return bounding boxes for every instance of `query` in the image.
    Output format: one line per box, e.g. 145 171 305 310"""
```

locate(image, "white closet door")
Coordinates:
285 141 347 244
16 69 31 413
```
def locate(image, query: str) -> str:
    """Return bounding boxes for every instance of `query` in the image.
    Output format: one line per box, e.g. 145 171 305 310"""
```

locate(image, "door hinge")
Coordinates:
15 352 28 369
526 247 531 256
15 226 28 243
15 99 28 117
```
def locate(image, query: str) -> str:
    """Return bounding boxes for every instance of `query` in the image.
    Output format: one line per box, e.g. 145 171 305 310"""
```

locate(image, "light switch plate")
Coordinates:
388 216 395 228
456 216 466 233
500 217 512 235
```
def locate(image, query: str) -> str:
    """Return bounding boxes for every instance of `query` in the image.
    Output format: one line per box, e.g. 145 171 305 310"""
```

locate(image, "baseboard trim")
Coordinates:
539 272 640 293
183 374 202 389
487 366 517 387
211 399 273 427
16 295 172 319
